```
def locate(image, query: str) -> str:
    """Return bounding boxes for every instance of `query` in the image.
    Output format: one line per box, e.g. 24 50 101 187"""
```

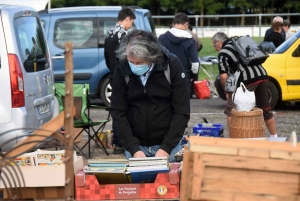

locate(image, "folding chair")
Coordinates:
54 83 110 158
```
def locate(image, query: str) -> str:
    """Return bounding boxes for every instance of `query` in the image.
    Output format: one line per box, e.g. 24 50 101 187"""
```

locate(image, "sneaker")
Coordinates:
113 145 125 154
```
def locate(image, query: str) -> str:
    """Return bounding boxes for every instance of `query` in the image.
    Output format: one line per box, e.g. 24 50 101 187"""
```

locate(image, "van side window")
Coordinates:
54 18 97 49
99 18 117 46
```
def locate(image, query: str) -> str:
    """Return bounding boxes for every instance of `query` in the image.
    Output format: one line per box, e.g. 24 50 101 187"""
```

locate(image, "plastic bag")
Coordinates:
232 82 255 112
225 70 240 92
194 79 210 99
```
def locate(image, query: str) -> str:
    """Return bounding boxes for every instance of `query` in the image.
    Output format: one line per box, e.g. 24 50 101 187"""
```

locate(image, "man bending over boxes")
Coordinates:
111 29 190 162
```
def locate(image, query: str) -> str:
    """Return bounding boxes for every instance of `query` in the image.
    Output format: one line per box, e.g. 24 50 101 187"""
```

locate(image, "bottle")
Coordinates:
106 130 112 148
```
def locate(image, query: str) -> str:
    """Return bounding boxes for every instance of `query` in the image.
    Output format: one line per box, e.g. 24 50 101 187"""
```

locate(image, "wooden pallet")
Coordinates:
180 137 300 201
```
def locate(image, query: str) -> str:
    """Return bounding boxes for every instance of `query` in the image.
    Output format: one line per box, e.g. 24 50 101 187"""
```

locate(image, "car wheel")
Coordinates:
214 75 227 100
267 81 278 109
100 77 111 107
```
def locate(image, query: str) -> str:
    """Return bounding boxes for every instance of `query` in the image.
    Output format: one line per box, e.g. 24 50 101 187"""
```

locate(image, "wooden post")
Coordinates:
64 42 74 200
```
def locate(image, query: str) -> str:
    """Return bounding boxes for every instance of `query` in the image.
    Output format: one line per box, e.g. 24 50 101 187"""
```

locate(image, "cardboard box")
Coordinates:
180 137 300 201
0 156 83 199
75 171 180 200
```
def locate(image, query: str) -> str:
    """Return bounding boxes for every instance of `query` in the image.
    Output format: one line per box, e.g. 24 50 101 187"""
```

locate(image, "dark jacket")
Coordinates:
264 27 285 41
104 23 126 79
264 31 284 48
158 29 198 77
218 39 268 85
110 49 190 156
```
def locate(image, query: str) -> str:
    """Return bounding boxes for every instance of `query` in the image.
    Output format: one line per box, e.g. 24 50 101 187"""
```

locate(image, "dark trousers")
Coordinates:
110 78 123 147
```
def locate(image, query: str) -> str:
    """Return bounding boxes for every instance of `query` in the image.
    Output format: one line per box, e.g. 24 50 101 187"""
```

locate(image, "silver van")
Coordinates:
0 4 57 152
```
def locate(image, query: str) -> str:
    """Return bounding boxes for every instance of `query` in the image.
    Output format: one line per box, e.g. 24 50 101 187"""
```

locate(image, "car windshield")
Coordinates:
144 12 156 36
274 30 300 54
14 16 50 72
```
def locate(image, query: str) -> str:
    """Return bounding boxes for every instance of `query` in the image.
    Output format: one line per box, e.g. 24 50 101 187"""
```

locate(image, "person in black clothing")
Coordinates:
264 21 284 48
111 29 190 162
158 13 199 98
104 8 136 154
212 32 278 138
187 24 202 98
264 16 285 41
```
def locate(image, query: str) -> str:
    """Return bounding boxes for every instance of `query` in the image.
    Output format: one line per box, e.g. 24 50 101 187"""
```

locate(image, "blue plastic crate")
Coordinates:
193 123 224 137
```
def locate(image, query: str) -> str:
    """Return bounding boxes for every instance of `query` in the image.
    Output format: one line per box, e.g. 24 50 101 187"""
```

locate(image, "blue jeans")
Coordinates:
124 142 182 162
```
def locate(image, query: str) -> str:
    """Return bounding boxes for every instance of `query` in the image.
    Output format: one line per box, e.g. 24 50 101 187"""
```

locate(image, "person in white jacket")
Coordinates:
282 19 294 40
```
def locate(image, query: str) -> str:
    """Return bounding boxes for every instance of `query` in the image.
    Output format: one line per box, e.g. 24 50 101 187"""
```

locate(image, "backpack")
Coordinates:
230 36 269 66
125 64 171 85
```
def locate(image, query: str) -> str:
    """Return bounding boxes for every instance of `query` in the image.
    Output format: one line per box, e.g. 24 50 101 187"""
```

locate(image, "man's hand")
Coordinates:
133 151 146 158
155 149 169 158
226 92 230 100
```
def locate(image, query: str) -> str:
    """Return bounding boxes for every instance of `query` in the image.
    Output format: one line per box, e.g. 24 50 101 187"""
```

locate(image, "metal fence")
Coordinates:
153 13 300 38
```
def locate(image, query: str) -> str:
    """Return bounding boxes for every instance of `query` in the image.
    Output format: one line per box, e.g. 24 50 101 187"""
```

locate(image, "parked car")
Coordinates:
39 6 156 107
0 4 57 152
262 30 300 109
214 30 300 109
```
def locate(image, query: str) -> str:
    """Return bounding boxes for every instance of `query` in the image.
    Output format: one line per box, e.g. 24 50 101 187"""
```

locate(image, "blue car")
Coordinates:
39 6 156 106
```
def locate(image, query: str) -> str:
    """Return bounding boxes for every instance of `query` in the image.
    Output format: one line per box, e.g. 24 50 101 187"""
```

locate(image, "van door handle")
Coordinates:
52 54 64 60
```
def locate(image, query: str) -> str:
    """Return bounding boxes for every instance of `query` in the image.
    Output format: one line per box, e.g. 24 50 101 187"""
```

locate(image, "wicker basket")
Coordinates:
229 107 265 138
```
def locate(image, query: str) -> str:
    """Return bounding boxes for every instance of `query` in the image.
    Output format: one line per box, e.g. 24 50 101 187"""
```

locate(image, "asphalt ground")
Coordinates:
84 97 300 162
1 97 299 201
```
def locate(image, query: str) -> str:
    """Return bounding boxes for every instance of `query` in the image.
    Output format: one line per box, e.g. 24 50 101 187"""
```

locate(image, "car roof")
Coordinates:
0 4 38 12
39 6 149 15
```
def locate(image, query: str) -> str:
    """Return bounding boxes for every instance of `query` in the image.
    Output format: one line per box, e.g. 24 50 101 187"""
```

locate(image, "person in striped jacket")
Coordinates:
211 32 277 138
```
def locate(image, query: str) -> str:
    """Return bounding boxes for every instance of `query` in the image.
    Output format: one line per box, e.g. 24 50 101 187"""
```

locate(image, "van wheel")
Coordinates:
267 81 278 109
100 77 111 107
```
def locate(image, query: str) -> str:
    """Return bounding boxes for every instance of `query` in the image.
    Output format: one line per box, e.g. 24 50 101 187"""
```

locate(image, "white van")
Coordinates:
0 4 57 152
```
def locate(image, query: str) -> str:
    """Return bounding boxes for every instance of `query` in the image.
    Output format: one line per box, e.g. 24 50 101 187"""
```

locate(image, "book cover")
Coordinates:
88 158 128 164
11 153 35 166
85 165 127 173
128 156 168 161
129 168 170 184
128 160 168 167
35 150 65 166
92 172 130 184
127 165 169 171
89 163 127 167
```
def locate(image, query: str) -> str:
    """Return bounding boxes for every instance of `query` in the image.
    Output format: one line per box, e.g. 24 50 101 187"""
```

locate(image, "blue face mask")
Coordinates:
128 61 149 76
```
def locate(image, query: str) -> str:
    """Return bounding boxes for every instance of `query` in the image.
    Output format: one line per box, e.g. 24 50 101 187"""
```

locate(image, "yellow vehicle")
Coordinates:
262 30 300 109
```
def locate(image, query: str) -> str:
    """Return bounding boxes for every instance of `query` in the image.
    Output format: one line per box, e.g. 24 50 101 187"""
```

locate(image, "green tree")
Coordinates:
51 0 65 8
284 1 300 20
189 0 223 26
230 0 253 25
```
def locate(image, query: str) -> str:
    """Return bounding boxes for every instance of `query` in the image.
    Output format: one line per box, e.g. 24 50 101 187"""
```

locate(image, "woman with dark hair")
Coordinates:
110 29 190 162
264 21 285 48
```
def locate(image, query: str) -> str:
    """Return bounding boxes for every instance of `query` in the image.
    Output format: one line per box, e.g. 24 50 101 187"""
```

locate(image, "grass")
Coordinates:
197 37 263 80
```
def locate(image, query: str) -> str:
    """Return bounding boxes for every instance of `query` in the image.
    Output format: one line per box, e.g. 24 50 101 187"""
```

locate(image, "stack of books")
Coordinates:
126 157 170 183
84 159 129 184
84 157 171 184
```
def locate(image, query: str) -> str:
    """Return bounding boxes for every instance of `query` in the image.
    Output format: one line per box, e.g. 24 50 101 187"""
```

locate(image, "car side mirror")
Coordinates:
292 44 300 57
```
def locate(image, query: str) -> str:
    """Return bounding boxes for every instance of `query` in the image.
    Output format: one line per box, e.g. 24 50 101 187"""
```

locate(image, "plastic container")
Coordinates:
193 123 224 137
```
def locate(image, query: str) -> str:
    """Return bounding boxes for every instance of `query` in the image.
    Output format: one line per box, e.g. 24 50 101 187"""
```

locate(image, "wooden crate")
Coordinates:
180 136 300 201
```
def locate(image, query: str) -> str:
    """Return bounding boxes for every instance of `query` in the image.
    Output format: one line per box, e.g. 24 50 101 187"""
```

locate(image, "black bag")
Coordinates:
231 36 269 66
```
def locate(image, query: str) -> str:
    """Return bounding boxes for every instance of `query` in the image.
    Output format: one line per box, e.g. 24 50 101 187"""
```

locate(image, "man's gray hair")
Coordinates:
212 32 229 44
273 16 283 23
116 29 164 64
